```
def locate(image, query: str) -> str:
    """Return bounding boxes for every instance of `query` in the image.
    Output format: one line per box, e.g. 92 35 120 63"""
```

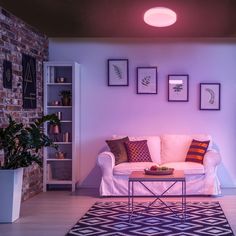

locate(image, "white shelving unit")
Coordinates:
43 61 80 192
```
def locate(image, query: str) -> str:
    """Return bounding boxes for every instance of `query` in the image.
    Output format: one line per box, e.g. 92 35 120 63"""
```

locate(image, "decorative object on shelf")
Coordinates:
49 67 55 83
168 74 189 102
55 151 66 159
0 114 59 223
63 132 70 142
22 54 37 109
200 83 221 110
108 59 129 86
59 90 72 106
49 123 61 142
56 111 62 120
56 77 66 83
3 60 12 89
51 100 60 106
137 67 158 94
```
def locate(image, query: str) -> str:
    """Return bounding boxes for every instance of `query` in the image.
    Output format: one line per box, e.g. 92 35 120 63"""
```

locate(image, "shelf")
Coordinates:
43 61 80 193
47 158 72 161
47 106 72 108
46 120 72 123
54 142 72 144
47 83 72 86
47 180 73 185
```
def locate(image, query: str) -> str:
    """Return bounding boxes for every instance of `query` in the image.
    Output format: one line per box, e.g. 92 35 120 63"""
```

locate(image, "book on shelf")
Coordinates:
47 163 52 181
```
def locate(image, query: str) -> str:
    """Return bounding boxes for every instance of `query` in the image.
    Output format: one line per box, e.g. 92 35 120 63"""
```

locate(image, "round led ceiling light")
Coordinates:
144 7 177 27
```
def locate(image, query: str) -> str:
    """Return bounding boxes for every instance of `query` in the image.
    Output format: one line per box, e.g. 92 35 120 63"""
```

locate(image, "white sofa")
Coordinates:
97 134 221 196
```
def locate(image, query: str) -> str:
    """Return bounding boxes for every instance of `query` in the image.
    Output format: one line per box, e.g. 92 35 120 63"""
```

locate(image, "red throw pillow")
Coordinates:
185 139 210 164
125 140 152 162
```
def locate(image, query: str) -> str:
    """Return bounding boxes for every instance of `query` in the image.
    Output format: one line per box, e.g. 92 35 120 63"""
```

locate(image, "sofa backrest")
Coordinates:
112 134 212 164
112 135 161 164
161 134 212 163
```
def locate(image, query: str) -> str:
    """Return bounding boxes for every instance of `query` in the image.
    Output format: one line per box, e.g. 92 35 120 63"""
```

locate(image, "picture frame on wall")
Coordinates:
137 67 158 94
200 83 221 110
168 74 189 102
3 60 12 89
108 59 129 86
22 53 37 109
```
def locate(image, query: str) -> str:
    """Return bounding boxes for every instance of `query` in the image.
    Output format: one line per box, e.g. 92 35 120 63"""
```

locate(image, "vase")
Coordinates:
61 97 71 106
0 168 23 223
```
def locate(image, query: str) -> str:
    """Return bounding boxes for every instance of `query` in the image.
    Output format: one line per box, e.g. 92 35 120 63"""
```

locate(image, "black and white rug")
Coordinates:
66 201 234 236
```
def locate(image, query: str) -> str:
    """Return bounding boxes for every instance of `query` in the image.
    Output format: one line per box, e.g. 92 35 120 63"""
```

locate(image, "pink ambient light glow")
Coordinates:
144 7 177 27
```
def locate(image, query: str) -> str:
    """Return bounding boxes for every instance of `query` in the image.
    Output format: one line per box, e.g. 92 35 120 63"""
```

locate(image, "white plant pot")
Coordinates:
0 168 23 223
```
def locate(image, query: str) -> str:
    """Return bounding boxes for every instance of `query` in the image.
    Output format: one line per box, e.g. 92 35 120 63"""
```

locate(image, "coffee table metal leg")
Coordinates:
182 180 184 221
181 180 187 221
128 180 134 222
181 180 186 221
131 181 134 220
128 180 130 221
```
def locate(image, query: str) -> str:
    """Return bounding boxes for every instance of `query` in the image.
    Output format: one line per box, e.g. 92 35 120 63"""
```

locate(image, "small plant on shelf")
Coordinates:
59 90 72 106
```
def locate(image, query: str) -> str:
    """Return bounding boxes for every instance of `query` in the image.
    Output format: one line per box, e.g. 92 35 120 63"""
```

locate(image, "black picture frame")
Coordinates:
137 67 158 94
3 60 12 89
200 83 221 110
168 74 189 102
108 59 129 86
22 54 37 109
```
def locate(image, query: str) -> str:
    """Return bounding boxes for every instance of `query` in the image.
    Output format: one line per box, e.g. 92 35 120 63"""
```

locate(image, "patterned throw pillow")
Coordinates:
106 137 129 165
185 139 210 164
125 140 152 162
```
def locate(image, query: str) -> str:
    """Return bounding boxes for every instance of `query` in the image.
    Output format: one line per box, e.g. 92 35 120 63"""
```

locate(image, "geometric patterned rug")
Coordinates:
66 201 234 236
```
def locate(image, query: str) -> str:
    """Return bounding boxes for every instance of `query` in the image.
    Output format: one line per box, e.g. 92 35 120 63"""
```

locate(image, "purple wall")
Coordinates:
49 38 236 188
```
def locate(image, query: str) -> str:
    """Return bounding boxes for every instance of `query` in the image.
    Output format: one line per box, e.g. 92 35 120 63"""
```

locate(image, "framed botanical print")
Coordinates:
108 59 129 86
168 74 189 102
200 83 221 110
137 67 157 94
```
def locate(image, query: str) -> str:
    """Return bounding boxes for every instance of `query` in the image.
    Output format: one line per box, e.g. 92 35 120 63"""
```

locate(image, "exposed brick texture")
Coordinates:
0 7 48 201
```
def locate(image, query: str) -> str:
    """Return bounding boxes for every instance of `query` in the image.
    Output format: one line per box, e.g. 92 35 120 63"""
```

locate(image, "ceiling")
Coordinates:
1 0 236 38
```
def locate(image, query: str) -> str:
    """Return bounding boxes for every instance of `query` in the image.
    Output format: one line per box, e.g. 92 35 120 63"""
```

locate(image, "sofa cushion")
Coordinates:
106 137 129 165
113 135 161 164
161 134 212 163
125 140 152 162
113 161 205 176
113 162 154 176
162 162 205 175
185 139 210 164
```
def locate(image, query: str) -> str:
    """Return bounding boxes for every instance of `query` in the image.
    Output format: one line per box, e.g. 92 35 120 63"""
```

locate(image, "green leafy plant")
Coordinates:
0 114 59 169
59 90 72 98
59 90 72 106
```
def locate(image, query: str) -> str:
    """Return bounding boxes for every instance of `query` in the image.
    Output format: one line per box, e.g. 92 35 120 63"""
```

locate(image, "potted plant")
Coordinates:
59 90 72 106
0 114 59 223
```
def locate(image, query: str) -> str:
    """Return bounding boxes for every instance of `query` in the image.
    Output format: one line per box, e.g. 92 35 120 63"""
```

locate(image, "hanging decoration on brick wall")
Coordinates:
22 54 36 109
3 60 12 89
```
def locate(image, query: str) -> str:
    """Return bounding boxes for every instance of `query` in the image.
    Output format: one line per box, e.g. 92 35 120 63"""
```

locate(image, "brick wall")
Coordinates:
0 7 48 201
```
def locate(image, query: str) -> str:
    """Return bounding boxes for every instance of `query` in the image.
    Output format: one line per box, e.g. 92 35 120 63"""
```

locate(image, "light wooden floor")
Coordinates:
0 188 236 236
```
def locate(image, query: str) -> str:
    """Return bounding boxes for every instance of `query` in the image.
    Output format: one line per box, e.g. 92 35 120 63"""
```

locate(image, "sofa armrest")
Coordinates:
203 150 221 173
97 151 115 176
